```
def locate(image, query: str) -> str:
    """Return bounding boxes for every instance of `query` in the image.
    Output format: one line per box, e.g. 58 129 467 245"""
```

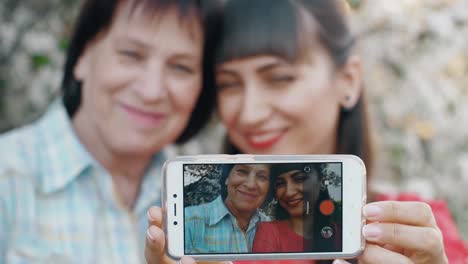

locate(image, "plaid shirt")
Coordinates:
0 100 165 264
184 196 270 254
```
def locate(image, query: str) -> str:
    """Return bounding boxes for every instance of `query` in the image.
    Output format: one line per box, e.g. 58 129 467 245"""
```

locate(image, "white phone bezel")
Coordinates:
163 154 366 261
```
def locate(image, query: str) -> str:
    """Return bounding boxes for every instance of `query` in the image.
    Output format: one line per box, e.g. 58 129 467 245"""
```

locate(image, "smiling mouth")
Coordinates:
246 130 286 149
120 103 167 128
285 198 303 207
237 190 258 200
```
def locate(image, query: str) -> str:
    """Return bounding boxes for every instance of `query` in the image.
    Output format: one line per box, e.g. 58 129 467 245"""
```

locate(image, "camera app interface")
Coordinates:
183 162 342 255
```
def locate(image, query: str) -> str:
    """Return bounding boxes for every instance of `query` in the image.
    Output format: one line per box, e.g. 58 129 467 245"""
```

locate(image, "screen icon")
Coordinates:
321 226 334 239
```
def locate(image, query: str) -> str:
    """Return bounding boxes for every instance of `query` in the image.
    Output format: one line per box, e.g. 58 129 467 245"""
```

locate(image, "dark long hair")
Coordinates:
211 0 366 262
61 0 218 143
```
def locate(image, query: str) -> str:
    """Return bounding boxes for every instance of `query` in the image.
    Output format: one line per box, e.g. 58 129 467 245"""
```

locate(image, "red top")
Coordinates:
252 220 310 253
235 193 468 264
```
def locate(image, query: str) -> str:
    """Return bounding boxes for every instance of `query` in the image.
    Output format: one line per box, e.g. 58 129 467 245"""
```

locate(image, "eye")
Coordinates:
257 174 269 182
216 80 242 91
170 63 194 74
118 49 143 61
236 169 249 176
293 173 308 183
216 73 242 91
268 74 296 85
275 179 286 188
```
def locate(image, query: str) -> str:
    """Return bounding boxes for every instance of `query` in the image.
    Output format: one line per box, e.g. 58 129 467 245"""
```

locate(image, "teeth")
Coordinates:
249 132 281 143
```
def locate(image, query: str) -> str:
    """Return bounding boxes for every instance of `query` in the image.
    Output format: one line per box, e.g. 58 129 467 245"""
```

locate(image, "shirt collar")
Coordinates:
209 196 231 226
135 151 167 214
37 99 169 202
208 196 264 229
37 99 93 194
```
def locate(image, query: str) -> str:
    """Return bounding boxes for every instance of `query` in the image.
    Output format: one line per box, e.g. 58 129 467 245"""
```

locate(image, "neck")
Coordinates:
224 199 255 232
72 111 152 209
288 215 305 236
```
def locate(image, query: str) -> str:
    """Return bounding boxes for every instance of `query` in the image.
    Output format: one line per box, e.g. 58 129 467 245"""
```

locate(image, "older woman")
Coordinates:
0 0 216 263
185 164 273 253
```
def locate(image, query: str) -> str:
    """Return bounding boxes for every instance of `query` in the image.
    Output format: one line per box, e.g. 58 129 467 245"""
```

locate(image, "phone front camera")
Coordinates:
173 221 178 225
173 194 177 198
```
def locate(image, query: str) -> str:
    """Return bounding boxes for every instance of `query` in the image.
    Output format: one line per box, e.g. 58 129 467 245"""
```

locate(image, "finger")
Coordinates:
179 256 196 264
198 262 232 264
363 201 437 227
145 225 175 264
382 243 404 254
359 244 412 264
148 206 163 227
363 223 444 253
333 259 352 264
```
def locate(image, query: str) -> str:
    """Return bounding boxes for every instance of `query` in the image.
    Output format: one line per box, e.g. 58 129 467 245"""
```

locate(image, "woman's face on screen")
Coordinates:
224 164 271 215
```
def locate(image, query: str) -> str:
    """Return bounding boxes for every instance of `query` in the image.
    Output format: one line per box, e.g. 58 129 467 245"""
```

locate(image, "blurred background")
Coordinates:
1 0 467 240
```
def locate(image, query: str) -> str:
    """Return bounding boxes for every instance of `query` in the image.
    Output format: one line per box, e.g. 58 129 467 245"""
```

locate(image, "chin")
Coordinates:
114 138 162 156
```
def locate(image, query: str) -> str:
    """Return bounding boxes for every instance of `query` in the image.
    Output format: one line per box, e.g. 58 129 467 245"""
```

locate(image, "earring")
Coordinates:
342 95 353 111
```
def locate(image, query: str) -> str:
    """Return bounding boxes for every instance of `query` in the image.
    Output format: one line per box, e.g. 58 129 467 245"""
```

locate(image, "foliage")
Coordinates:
183 164 223 207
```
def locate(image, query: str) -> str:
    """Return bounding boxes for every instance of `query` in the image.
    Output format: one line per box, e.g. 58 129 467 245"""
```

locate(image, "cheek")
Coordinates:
259 182 270 194
169 78 202 111
89 51 134 94
217 94 241 127
227 176 241 189
275 188 284 199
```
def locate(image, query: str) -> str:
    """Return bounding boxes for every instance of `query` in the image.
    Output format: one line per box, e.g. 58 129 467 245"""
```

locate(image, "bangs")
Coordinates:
271 163 324 180
216 0 308 64
127 0 201 31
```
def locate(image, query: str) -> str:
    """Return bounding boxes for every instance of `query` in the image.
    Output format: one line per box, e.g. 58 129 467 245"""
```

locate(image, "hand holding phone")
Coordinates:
162 155 366 261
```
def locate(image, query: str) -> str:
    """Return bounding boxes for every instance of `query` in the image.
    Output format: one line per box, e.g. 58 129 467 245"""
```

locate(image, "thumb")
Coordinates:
145 225 174 264
333 260 352 264
179 256 197 264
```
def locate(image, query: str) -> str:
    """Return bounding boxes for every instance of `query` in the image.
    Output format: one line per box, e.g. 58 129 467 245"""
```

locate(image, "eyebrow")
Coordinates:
280 170 303 178
115 35 152 49
116 36 199 60
256 61 289 74
236 165 251 170
216 60 290 77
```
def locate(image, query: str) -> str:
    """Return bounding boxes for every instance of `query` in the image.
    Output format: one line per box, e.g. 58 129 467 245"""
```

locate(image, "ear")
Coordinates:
73 39 99 82
73 50 88 82
335 55 363 110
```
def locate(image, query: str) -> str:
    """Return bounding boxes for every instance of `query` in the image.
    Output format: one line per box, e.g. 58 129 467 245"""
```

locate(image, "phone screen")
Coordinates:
182 162 342 255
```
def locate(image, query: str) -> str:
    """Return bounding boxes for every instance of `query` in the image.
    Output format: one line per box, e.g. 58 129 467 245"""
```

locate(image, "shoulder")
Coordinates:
257 220 281 232
0 124 43 226
0 123 39 162
184 199 215 219
0 123 42 185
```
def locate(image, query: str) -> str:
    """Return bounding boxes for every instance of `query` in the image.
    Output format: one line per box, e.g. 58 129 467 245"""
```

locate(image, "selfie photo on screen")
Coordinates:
182 162 342 255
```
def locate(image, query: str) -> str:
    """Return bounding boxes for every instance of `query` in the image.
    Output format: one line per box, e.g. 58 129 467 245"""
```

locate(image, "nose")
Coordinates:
238 85 271 127
133 62 168 102
244 173 257 190
285 182 298 197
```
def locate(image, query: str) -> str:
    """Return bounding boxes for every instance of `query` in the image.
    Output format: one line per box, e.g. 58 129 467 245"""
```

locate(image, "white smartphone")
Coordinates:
162 155 366 261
